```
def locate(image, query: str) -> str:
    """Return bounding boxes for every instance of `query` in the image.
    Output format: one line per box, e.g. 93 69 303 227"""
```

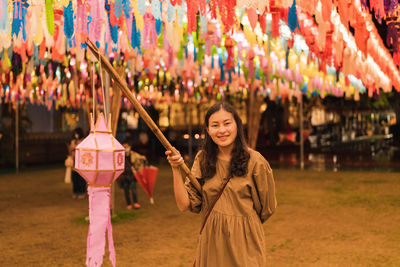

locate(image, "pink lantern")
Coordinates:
75 113 124 186
284 68 293 81
75 113 124 267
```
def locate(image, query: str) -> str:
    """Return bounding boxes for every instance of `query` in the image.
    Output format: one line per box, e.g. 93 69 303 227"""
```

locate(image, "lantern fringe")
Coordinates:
86 186 116 267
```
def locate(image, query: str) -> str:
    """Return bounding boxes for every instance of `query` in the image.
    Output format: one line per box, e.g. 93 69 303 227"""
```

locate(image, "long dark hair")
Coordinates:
199 102 250 180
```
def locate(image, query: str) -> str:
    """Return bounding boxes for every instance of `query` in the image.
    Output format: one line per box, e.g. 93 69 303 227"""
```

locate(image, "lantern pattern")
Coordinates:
74 113 124 267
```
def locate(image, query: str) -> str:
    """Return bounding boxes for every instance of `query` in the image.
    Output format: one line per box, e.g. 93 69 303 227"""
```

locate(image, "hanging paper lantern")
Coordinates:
75 113 124 185
74 113 124 267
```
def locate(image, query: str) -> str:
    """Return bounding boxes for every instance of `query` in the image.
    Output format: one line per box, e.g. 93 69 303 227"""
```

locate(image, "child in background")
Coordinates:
69 127 87 199
119 142 141 210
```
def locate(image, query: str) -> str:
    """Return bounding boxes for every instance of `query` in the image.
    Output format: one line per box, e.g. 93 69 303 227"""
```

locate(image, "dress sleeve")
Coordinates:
252 155 277 223
184 152 203 213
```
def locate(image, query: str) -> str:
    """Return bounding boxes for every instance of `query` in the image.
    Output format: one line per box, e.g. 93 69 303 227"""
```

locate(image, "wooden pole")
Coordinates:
86 40 201 192
110 76 122 136
299 88 304 170
188 103 193 162
247 82 263 149
247 83 254 148
104 72 111 124
110 67 123 216
15 103 19 174
251 96 263 149
100 59 115 214
84 87 91 132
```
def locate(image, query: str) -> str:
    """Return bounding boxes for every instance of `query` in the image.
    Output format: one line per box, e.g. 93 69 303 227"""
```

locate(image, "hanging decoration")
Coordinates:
74 113 125 267
0 0 399 111
63 1 74 46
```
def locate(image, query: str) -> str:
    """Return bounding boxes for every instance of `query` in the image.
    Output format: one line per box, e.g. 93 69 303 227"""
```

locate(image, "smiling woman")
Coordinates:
165 101 277 267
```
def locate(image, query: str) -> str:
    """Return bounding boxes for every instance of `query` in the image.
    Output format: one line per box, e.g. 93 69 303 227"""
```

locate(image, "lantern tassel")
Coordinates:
86 186 116 267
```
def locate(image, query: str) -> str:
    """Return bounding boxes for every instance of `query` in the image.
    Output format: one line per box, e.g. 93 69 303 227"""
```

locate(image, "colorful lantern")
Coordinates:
75 113 124 267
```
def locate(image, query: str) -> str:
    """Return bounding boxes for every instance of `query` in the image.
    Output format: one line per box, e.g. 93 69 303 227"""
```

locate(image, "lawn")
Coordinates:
0 164 399 266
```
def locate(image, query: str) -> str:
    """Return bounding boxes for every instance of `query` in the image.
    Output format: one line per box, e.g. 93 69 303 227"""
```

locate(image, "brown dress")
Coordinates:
185 149 277 267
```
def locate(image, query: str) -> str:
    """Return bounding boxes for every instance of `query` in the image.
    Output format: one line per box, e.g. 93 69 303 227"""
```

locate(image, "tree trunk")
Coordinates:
247 85 264 149
110 66 125 136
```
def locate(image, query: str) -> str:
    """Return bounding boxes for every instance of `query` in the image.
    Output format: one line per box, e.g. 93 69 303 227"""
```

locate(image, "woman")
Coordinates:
165 102 277 266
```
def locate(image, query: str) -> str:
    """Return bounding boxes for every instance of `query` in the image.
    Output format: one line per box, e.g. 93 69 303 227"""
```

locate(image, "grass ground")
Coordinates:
0 163 399 266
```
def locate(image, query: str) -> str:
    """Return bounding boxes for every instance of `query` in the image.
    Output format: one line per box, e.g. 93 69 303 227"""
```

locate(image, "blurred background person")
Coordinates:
68 127 87 199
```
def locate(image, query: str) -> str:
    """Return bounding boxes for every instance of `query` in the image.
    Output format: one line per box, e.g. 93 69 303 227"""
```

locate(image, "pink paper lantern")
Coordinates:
75 113 124 186
284 68 293 81
74 113 124 267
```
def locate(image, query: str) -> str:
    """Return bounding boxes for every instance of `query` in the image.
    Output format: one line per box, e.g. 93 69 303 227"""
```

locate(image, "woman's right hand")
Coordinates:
165 149 183 168
166 148 190 211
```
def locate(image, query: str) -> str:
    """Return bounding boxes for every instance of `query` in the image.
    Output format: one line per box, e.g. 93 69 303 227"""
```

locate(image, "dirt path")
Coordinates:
0 164 399 266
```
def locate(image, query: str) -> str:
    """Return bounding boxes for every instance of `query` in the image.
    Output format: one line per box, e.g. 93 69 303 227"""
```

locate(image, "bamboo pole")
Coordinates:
109 67 123 216
247 83 254 148
15 102 19 174
299 86 304 170
247 83 263 149
251 96 263 149
104 72 111 124
187 102 193 162
86 40 201 192
110 72 122 136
